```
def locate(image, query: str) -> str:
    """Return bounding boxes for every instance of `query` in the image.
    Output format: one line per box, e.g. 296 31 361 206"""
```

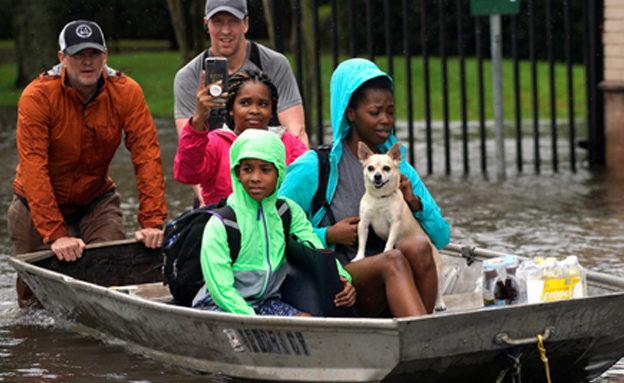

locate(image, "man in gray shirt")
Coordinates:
174 0 308 146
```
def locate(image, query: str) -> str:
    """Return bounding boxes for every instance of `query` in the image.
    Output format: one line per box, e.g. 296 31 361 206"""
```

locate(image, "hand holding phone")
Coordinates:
205 57 228 104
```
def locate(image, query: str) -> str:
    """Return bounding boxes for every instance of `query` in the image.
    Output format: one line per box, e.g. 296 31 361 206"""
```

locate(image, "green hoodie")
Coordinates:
198 129 350 315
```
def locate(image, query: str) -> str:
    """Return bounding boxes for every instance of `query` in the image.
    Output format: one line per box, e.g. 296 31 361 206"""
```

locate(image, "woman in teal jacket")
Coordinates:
279 59 450 317
193 129 355 315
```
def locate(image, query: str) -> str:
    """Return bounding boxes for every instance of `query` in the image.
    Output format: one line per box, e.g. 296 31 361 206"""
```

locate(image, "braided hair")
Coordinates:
225 70 279 130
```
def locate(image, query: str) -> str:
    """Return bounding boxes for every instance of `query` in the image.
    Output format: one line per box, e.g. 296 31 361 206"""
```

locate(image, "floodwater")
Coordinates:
2 106 624 382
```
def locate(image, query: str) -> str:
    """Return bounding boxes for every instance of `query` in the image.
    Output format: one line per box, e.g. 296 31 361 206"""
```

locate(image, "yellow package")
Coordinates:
526 276 584 303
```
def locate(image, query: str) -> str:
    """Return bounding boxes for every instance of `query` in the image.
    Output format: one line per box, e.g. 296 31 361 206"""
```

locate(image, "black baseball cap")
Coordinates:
59 20 107 56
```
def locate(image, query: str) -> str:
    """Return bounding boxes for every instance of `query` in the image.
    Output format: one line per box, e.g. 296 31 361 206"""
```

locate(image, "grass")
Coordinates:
0 41 587 122
106 51 181 117
0 64 19 107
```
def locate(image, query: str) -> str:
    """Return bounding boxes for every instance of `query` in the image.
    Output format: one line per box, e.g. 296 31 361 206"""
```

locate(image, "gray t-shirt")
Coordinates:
173 40 302 121
321 142 386 264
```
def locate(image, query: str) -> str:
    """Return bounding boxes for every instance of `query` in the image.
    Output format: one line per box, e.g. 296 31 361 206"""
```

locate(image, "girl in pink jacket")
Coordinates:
174 70 308 206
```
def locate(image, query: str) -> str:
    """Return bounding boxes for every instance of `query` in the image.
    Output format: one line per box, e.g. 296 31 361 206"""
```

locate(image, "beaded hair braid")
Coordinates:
225 70 279 129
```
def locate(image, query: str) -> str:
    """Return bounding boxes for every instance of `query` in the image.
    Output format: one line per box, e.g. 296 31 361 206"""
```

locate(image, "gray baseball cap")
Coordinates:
205 0 248 20
59 20 107 56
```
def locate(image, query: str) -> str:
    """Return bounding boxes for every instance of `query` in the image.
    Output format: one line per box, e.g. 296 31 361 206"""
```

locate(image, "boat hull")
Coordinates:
10 240 624 382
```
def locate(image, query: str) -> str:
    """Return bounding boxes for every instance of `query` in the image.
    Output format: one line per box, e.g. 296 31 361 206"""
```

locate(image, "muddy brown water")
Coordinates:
1 107 624 382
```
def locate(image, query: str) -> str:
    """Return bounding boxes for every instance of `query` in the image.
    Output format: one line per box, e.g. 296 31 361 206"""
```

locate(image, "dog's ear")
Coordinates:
388 142 402 165
357 142 374 163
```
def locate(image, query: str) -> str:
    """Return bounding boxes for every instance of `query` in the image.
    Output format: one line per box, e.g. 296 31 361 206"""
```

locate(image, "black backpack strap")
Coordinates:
249 41 262 71
276 199 291 241
310 144 335 225
201 49 209 70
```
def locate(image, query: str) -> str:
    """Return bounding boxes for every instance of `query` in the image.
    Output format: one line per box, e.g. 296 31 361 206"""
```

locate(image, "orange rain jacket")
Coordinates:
13 65 167 243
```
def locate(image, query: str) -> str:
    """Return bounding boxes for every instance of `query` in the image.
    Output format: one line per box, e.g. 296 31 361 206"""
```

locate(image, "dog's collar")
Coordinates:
379 189 401 199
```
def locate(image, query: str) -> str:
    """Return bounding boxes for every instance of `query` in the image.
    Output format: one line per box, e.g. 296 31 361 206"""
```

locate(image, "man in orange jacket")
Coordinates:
7 20 168 307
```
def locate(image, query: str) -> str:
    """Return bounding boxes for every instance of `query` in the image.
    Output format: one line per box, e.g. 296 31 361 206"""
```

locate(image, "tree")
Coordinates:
165 0 206 67
262 0 275 47
12 0 58 87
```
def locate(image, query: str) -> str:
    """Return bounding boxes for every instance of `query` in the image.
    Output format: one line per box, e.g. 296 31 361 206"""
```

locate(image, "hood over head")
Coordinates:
229 129 286 204
330 58 395 151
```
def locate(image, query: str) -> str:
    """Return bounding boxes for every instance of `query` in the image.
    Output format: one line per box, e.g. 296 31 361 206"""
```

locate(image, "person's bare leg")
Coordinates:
397 236 438 314
344 250 427 317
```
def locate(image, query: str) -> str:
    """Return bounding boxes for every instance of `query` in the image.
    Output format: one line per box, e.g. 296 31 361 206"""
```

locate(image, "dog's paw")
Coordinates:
434 304 447 313
351 251 364 262
351 253 365 263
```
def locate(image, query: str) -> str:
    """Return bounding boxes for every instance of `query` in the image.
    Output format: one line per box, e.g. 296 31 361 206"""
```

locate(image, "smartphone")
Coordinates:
204 57 228 103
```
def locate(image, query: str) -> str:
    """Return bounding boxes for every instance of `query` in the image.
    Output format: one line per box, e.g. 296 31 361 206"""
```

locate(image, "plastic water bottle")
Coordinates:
563 255 587 297
541 258 563 280
482 267 498 307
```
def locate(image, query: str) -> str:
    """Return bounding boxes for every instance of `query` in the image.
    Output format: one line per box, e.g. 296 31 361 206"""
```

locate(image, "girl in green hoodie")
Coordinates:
193 129 356 315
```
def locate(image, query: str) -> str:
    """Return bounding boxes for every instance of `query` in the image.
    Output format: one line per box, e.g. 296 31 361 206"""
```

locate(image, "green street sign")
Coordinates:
471 0 520 16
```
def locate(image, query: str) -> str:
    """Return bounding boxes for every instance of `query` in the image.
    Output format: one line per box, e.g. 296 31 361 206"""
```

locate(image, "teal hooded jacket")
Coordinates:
198 129 351 315
279 58 450 251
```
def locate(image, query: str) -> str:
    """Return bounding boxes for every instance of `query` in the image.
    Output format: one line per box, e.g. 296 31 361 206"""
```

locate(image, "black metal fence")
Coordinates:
271 0 604 175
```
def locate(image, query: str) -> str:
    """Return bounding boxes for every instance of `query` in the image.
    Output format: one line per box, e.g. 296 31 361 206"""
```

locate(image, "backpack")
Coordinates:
162 198 291 307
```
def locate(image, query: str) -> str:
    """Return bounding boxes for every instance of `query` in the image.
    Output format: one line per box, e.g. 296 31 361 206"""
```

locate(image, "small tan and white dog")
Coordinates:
353 141 446 311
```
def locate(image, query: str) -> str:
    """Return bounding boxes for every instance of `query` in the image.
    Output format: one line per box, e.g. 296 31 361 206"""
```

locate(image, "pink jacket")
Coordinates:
174 119 308 205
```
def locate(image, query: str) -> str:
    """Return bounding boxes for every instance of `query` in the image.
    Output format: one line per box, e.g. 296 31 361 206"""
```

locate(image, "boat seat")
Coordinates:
442 291 483 313
110 283 173 303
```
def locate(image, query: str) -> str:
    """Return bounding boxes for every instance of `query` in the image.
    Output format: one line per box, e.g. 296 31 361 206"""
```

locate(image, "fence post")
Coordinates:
472 0 518 179
585 0 605 168
490 14 506 180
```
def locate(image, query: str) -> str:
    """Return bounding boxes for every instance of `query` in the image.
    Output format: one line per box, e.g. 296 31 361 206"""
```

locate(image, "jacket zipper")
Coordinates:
257 202 273 291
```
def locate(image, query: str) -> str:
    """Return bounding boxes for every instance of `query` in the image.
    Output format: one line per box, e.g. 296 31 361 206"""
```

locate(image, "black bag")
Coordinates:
281 237 360 317
162 198 240 306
